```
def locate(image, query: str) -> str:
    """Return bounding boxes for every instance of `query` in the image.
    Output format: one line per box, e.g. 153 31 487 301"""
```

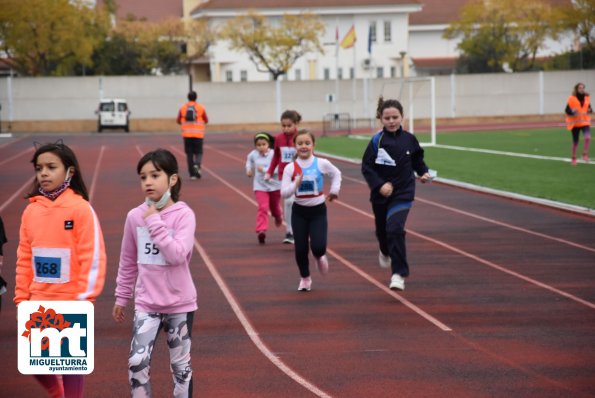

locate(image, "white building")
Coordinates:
95 0 575 82
190 0 423 82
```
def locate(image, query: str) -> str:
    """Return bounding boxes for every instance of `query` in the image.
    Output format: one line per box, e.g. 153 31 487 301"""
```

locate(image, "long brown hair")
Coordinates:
27 142 89 200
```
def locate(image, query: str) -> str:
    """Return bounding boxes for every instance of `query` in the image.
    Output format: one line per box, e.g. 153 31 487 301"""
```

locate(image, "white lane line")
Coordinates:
0 179 31 213
197 145 452 331
193 238 333 398
326 247 452 331
336 199 595 310
433 144 593 165
0 135 26 150
341 174 595 252
0 147 33 168
88 145 105 204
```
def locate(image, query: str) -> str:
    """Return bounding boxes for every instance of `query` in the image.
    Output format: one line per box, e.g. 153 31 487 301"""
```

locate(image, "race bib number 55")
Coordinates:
137 227 168 266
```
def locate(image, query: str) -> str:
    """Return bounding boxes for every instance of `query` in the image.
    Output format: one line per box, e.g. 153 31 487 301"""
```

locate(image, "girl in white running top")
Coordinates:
281 130 341 291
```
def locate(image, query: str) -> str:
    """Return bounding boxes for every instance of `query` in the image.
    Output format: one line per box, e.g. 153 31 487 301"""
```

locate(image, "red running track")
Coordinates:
0 132 594 398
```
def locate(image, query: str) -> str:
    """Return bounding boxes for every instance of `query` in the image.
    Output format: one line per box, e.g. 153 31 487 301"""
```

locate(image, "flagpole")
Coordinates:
335 17 340 116
351 35 357 124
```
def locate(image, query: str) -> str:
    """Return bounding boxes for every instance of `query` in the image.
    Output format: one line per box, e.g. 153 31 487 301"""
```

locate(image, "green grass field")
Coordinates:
316 128 595 210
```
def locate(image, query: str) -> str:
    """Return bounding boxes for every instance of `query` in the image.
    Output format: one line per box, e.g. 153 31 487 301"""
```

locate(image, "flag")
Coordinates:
340 26 356 49
367 25 373 55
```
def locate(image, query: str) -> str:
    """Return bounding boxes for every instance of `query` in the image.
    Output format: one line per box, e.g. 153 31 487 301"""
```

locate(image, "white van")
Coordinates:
96 99 130 132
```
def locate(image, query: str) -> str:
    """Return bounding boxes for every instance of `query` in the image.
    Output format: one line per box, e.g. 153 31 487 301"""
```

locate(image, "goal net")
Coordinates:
381 76 436 147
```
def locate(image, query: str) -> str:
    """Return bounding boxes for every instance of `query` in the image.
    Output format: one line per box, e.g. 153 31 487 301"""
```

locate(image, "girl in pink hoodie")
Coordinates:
113 149 197 398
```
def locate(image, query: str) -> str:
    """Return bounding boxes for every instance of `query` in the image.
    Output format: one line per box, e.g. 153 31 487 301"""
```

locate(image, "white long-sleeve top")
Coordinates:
281 155 341 207
245 149 281 192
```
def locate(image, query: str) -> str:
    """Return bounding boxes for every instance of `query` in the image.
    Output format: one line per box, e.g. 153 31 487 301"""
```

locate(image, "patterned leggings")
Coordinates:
128 311 194 398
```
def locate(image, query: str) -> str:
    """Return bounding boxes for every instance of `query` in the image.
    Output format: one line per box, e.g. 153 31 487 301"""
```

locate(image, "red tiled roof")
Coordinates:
411 57 457 68
195 0 421 12
410 0 572 25
97 0 182 22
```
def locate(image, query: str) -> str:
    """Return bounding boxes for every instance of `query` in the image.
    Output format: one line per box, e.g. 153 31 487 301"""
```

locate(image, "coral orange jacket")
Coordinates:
15 188 106 304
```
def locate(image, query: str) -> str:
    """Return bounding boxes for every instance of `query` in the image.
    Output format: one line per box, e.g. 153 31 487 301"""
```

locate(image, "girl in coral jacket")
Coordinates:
15 141 107 398
113 148 197 398
281 130 341 292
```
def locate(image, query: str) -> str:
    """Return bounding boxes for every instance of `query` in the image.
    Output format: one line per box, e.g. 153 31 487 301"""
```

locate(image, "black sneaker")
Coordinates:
283 233 294 244
258 232 266 244
193 165 201 179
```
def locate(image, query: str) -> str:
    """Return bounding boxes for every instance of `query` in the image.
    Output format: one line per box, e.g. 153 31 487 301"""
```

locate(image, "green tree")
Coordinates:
92 17 211 75
220 12 325 80
0 0 109 76
560 0 595 50
444 0 560 73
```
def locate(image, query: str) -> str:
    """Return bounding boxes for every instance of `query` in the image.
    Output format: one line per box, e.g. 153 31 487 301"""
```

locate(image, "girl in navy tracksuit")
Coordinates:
281 130 341 292
361 97 432 291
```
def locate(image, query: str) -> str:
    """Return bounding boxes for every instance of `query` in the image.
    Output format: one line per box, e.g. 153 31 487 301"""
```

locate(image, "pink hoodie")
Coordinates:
115 201 197 313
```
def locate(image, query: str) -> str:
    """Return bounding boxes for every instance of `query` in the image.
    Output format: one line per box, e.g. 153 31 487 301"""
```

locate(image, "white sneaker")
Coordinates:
298 277 312 291
378 251 391 269
316 255 329 275
389 274 405 291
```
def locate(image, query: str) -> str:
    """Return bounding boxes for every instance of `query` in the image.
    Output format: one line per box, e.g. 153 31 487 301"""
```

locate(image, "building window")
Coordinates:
390 66 396 78
324 68 330 80
225 70 233 82
240 70 247 82
370 21 377 43
337 68 343 80
350 67 354 79
384 21 391 42
376 67 384 78
295 69 302 80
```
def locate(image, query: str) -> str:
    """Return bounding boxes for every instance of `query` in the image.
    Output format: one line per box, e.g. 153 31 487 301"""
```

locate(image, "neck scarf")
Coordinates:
38 177 71 200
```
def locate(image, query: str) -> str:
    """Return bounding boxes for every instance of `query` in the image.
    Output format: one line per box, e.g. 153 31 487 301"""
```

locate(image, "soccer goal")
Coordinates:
381 76 436 147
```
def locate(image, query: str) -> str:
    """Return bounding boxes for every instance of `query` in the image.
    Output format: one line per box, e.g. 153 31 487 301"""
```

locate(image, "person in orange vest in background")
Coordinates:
565 82 592 166
177 91 209 179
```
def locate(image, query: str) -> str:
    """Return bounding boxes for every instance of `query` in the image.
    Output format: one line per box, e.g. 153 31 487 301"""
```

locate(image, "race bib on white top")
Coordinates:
297 175 319 196
375 148 396 166
137 227 168 266
32 247 71 284
280 147 297 163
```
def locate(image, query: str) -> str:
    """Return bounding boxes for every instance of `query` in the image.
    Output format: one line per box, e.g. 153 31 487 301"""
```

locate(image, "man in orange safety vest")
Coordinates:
177 91 209 178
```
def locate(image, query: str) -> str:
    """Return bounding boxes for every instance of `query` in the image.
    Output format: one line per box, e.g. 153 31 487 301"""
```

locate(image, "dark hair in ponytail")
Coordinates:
376 96 404 119
137 149 182 202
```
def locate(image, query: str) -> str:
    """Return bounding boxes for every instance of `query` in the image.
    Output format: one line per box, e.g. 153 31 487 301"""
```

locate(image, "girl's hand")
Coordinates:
327 193 338 202
379 182 393 197
257 166 264 173
264 172 271 181
112 304 125 323
419 172 432 184
144 203 158 219
246 169 253 177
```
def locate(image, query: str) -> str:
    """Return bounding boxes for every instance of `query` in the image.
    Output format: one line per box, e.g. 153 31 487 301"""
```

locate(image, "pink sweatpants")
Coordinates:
34 374 84 398
254 190 282 233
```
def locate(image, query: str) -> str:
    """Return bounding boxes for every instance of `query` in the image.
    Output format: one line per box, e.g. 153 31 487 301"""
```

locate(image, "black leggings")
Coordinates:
571 126 591 144
291 203 327 278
